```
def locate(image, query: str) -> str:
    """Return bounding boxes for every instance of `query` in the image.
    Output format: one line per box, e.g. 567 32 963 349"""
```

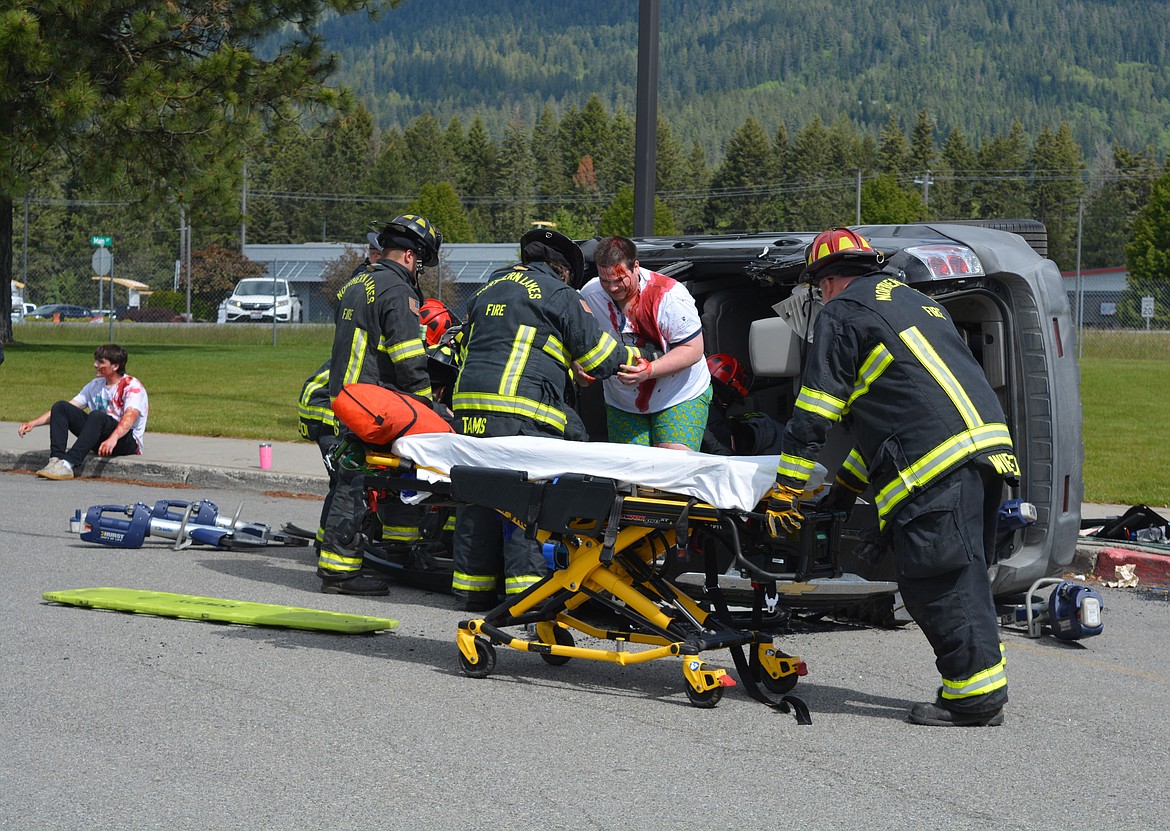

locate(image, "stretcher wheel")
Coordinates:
684 683 724 709
759 669 799 695
459 639 496 679
539 626 574 666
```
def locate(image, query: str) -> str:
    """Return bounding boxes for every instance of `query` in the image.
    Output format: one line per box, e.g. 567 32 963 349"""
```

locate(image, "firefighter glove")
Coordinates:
765 483 805 537
819 475 864 515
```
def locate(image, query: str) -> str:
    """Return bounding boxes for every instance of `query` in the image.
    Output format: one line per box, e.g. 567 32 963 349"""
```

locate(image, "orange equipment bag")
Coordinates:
332 384 453 447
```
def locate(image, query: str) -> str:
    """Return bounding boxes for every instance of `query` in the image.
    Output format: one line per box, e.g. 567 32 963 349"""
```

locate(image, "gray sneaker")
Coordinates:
37 458 74 480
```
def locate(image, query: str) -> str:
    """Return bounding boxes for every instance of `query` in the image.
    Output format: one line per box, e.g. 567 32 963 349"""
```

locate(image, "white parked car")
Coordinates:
10 302 35 323
222 278 302 323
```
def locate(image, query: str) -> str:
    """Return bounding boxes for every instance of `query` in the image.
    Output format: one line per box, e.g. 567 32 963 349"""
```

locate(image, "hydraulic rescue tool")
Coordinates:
999 577 1104 640
70 499 308 550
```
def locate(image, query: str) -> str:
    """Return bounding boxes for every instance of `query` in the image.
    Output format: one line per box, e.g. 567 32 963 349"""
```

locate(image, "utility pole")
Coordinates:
914 169 934 210
633 0 660 237
855 170 862 224
240 162 247 251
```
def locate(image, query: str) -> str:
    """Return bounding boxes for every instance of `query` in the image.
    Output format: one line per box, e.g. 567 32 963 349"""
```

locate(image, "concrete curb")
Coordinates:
1073 537 1170 587
0 449 328 497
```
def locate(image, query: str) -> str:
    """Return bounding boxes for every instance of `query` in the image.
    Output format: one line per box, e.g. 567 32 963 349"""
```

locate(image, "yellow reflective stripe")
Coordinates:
874 423 1014 521
381 524 421 542
576 332 621 373
298 402 336 426
501 325 536 396
900 326 981 430
841 449 869 484
794 386 846 421
847 343 894 409
452 392 568 431
343 330 367 387
940 648 1007 699
452 571 497 592
542 334 570 367
776 452 817 482
318 550 362 574
379 336 426 363
505 574 542 593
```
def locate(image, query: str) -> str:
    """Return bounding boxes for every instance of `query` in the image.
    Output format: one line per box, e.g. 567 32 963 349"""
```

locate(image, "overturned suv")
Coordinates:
577 221 1082 602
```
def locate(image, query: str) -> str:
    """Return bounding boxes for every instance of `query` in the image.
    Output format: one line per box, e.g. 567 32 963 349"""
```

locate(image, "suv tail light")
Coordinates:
903 244 984 278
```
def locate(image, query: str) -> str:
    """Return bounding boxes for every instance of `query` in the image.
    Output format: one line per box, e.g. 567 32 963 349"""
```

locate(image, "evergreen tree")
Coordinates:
1 0 373 339
935 127 978 220
787 116 838 229
1123 165 1170 326
402 114 458 193
599 186 676 237
1082 145 1160 268
1029 122 1086 268
705 117 777 233
310 106 377 242
878 115 908 176
974 120 1031 219
367 128 413 221
676 142 712 234
908 110 937 218
495 115 537 241
408 181 472 244
861 173 926 224
459 115 499 240
606 108 636 195
532 105 569 201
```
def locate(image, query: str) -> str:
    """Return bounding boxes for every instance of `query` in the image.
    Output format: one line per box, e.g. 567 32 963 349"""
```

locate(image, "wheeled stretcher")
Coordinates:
338 433 842 721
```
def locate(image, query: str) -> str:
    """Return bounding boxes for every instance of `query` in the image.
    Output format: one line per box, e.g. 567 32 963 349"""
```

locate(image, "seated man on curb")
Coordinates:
17 343 149 480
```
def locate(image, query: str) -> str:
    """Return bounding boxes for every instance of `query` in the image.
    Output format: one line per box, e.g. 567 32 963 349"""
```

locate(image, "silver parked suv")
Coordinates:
578 221 1082 600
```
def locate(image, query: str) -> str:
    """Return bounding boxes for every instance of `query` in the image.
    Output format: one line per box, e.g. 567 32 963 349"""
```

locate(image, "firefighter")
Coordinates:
317 214 442 596
297 360 340 553
449 228 650 611
765 227 1017 726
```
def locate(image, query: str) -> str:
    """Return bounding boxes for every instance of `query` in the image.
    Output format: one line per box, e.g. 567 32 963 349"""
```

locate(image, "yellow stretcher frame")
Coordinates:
361 447 813 720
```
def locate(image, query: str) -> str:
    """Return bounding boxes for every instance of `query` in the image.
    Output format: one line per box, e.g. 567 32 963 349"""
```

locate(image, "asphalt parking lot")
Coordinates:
2 471 1169 830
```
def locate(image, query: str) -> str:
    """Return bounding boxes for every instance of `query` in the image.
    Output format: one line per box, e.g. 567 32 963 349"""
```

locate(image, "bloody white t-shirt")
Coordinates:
73 374 149 452
580 267 710 414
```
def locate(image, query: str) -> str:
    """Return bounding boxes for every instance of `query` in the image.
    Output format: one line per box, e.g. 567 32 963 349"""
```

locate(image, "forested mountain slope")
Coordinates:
317 0 1170 158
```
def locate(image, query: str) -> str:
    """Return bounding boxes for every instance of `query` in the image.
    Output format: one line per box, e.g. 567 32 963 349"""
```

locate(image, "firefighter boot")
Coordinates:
320 574 391 596
908 701 1004 726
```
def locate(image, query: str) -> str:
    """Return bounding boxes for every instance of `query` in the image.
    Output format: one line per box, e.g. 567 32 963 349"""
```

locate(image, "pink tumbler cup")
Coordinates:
259 442 273 470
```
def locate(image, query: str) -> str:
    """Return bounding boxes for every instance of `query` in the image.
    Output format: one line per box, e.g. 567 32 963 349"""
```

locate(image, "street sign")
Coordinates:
91 235 112 247
92 247 112 277
1141 296 1155 318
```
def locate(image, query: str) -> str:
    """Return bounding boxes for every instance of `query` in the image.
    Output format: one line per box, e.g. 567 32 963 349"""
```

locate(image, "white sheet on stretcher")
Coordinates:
391 433 826 512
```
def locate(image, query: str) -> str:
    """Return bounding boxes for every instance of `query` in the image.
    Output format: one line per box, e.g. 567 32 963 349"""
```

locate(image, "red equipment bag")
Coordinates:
332 384 453 447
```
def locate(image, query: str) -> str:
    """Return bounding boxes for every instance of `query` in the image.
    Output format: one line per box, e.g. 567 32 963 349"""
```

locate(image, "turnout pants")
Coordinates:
50 400 138 467
449 411 558 599
890 461 1008 715
317 467 422 581
451 503 545 599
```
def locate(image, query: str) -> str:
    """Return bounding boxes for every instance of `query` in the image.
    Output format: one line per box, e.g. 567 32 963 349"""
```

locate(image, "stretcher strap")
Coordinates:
674 498 699 560
525 481 546 540
600 495 625 564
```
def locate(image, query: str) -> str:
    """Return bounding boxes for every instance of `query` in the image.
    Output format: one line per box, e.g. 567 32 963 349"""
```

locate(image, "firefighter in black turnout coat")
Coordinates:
317 214 442 596
765 227 1018 726
449 229 650 610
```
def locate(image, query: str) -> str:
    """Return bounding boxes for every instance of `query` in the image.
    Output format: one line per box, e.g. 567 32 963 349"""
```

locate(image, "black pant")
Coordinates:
50 400 138 467
314 431 342 549
890 461 1007 715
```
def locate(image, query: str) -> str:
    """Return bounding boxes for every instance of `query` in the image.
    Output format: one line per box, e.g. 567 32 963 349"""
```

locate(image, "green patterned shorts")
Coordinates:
605 385 712 450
